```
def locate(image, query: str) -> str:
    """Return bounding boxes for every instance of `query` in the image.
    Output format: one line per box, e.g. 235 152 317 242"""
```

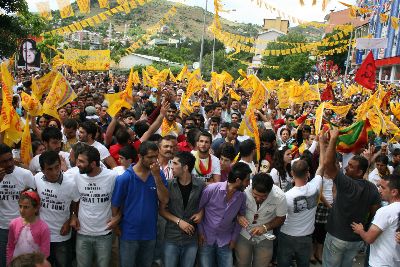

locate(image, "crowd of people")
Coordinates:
0 67 400 267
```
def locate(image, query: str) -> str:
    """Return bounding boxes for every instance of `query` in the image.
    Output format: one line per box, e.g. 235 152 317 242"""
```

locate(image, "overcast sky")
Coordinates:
27 0 357 25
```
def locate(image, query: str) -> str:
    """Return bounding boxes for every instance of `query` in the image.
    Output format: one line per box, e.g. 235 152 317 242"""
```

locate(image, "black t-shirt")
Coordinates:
178 181 192 210
326 171 381 242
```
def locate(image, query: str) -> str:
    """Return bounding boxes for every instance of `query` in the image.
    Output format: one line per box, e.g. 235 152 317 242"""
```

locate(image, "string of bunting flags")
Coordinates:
43 0 153 35
124 5 178 55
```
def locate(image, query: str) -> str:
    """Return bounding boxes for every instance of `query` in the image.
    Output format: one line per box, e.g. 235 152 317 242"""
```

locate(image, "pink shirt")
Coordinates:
7 217 50 264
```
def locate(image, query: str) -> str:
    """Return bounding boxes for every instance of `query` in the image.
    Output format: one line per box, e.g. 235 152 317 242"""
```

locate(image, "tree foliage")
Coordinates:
259 32 316 81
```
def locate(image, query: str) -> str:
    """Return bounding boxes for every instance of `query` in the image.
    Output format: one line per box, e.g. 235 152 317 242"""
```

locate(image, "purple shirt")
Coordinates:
198 181 246 247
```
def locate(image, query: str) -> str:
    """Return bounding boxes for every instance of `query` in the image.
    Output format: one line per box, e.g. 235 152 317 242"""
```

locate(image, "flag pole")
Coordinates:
344 30 353 86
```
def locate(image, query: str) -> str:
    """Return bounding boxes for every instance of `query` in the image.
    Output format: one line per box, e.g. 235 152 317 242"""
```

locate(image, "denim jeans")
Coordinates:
119 239 156 267
198 243 233 267
277 232 312 267
162 241 198 267
235 234 273 267
48 239 72 267
0 229 8 267
322 232 364 267
76 233 113 267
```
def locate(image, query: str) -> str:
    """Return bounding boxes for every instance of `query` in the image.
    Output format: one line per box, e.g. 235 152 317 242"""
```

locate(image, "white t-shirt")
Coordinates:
280 175 322 237
240 185 287 240
90 141 110 161
74 168 117 236
0 167 35 229
29 151 71 175
33 172 80 242
368 166 394 187
113 166 126 175
369 202 400 267
270 168 293 192
190 152 221 182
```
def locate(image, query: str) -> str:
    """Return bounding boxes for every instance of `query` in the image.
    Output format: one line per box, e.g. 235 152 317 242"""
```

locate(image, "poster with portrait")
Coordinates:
17 39 41 70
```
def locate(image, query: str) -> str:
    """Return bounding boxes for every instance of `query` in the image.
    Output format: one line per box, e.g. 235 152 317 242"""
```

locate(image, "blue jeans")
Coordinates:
0 229 8 267
76 233 113 267
199 243 233 267
322 232 364 267
119 239 156 267
49 239 72 267
163 241 198 267
277 232 312 267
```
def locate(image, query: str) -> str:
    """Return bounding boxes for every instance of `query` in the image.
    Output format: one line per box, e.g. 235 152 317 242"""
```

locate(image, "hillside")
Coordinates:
53 0 262 41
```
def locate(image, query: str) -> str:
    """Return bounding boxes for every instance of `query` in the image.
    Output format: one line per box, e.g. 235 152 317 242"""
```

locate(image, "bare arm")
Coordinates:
323 128 339 179
351 223 382 244
103 156 117 169
139 101 168 143
150 162 169 205
31 116 42 140
104 112 121 146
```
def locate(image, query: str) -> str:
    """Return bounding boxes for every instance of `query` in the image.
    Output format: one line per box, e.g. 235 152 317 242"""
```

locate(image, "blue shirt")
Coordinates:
111 165 168 240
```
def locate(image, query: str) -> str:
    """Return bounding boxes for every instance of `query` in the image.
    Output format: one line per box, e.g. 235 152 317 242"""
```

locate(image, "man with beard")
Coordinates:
29 127 71 175
110 141 169 267
198 162 252 267
156 103 183 137
71 146 118 267
0 144 35 267
192 131 221 184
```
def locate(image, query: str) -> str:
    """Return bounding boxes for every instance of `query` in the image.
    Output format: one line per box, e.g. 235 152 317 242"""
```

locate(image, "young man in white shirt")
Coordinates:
236 173 287 267
33 151 80 267
0 144 35 267
277 145 324 267
351 174 400 267
78 120 117 169
70 146 118 267
368 155 393 187
29 127 71 175
238 139 257 178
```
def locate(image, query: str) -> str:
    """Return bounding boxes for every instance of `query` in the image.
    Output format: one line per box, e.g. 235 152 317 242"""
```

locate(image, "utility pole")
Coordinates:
344 30 353 86
199 0 208 73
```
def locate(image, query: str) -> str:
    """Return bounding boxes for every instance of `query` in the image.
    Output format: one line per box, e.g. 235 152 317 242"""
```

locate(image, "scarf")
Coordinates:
194 151 212 176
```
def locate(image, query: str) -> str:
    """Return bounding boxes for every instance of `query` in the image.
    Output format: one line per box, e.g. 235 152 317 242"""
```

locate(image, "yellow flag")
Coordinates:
152 69 170 86
105 91 132 117
142 69 156 88
77 0 90 13
277 86 290 109
176 65 189 81
189 69 201 82
56 0 74 18
185 76 203 99
302 81 321 102
180 93 194 116
42 72 77 120
390 102 400 121
229 88 241 101
146 65 159 76
98 0 109 8
367 107 382 135
314 102 326 135
125 68 135 96
32 71 58 100
20 119 32 166
168 69 176 83
391 16 399 31
325 102 352 117
132 70 141 86
36 1 52 20
21 92 43 117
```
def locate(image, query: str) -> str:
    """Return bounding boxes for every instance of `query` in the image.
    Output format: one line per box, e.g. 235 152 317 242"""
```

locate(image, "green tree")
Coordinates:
317 29 351 72
0 0 48 57
36 33 64 63
259 32 316 81
201 50 249 80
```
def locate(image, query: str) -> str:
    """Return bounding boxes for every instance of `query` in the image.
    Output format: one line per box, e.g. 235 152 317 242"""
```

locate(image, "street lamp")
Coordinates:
198 0 208 73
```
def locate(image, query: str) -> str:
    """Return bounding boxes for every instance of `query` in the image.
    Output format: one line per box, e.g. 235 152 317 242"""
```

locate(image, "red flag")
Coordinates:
321 81 335 101
355 51 376 91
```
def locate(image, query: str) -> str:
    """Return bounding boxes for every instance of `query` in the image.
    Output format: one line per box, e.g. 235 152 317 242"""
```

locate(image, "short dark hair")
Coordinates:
228 122 240 130
220 122 230 129
197 131 212 143
39 151 61 170
8 252 46 267
204 105 214 114
210 117 221 125
252 173 274 193
134 120 150 138
78 145 100 167
115 129 131 145
393 148 400 156
168 103 178 111
174 151 196 173
159 135 177 145
187 128 201 147
291 160 309 179
138 141 159 156
118 145 137 161
219 143 236 160
79 121 97 139
382 174 400 192
0 144 12 156
228 162 252 183
41 127 63 142
375 155 389 165
63 118 79 130
352 155 369 176
303 125 312 133
71 142 91 160
239 139 256 157
260 129 276 143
